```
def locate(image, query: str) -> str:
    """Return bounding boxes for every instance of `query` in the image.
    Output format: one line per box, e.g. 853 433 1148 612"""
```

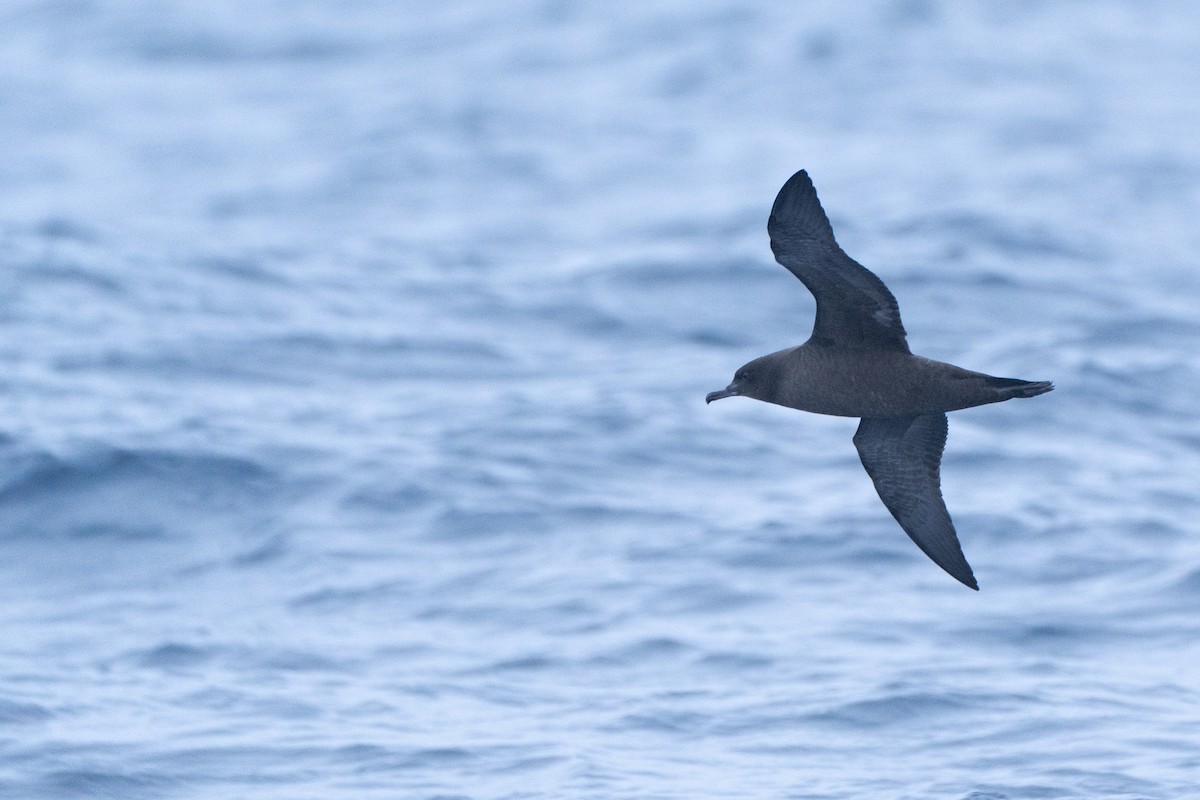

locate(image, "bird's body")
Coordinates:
706 170 1053 590
735 345 1048 419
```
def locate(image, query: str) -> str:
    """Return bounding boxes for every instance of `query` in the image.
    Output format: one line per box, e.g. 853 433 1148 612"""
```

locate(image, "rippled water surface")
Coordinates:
3 2 1200 798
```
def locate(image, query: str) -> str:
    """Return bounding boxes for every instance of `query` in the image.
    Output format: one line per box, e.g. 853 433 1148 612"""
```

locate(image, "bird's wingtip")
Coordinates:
779 168 813 192
947 563 979 590
768 168 834 246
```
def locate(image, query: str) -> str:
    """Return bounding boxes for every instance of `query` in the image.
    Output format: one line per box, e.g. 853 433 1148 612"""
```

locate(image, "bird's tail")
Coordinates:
987 377 1055 399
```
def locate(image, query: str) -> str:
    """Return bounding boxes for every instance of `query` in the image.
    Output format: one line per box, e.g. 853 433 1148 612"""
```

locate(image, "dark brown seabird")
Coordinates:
706 170 1053 590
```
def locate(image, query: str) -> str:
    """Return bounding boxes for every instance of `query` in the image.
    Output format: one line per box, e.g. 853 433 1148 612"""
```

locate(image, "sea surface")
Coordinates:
2 2 1200 798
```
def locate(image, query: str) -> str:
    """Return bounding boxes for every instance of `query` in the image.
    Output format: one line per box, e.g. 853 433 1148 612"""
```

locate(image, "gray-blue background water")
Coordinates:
2 2 1199 798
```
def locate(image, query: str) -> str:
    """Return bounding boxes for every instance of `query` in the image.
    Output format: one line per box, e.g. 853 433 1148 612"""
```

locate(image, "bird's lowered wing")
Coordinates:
852 413 978 590
768 170 909 352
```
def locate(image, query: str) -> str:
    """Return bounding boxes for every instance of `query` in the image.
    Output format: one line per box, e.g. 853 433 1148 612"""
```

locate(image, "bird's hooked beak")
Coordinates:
705 382 740 404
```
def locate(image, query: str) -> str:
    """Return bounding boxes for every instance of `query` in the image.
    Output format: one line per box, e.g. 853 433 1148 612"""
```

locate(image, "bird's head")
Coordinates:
705 353 782 405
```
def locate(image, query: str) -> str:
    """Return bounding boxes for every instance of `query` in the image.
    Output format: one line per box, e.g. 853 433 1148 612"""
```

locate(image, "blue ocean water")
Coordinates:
2 1 1200 797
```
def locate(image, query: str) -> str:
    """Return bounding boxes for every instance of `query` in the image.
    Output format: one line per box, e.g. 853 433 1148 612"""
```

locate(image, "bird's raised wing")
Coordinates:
852 414 977 590
768 170 909 352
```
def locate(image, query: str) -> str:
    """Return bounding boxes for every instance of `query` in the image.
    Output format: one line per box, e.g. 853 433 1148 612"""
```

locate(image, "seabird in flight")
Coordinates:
706 170 1053 589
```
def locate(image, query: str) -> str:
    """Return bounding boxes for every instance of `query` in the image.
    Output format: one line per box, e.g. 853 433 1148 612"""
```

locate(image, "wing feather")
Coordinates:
768 170 909 352
853 414 978 590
